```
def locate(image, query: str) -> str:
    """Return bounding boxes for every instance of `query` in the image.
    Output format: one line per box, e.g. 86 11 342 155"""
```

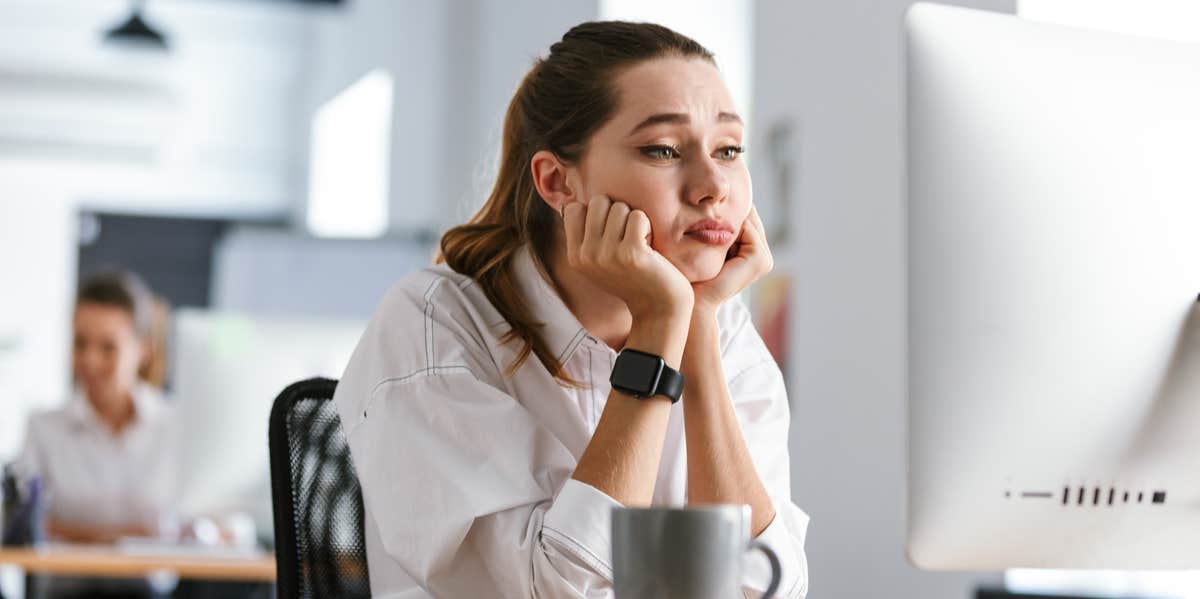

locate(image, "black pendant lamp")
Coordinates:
104 0 169 51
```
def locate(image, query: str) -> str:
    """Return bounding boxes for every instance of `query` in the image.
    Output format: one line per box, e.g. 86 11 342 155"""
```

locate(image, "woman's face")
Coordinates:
73 302 144 408
573 57 752 283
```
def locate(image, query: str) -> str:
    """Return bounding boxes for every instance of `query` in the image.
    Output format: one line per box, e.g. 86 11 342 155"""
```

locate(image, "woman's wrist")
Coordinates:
626 310 691 369
681 311 721 377
690 298 721 325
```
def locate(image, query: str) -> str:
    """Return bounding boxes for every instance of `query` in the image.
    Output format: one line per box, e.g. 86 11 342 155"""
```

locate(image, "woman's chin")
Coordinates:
680 256 728 284
82 382 119 403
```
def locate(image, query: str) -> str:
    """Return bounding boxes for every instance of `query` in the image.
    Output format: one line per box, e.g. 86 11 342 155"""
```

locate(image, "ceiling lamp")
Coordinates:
103 0 169 51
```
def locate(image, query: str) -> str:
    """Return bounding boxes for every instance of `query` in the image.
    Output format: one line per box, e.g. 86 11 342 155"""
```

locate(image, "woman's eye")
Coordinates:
715 145 746 161
640 145 680 160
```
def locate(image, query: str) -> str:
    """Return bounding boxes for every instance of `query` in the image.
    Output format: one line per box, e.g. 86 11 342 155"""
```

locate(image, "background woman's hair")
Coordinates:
436 21 714 384
76 270 170 388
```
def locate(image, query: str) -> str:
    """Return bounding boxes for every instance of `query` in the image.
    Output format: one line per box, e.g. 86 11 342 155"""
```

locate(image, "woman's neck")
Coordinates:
543 239 634 352
89 389 138 436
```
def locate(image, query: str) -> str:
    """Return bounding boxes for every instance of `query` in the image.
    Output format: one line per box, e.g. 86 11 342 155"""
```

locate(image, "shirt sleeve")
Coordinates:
344 368 621 598
727 325 811 598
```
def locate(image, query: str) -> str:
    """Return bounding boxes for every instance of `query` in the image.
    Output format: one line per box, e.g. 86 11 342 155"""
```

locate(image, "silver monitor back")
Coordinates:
906 3 1200 570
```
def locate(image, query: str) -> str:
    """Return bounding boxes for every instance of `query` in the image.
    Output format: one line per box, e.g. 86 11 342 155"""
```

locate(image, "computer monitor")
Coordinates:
906 3 1200 570
170 309 365 539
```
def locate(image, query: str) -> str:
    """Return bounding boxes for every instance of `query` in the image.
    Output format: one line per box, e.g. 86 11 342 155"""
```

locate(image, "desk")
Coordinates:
0 545 276 582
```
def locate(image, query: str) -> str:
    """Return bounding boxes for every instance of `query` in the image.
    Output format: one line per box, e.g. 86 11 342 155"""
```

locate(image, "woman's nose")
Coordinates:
685 156 730 206
76 348 102 374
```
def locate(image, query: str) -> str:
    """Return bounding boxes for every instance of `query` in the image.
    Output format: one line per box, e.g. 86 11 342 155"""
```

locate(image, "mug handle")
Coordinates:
749 539 782 598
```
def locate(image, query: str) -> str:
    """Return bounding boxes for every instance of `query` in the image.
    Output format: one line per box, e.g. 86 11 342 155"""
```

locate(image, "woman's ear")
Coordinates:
530 150 578 214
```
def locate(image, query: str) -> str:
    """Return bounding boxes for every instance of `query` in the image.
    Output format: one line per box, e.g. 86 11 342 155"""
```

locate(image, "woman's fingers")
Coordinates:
604 201 631 243
569 195 639 264
582 195 612 254
561 196 693 315
623 209 652 249
749 203 766 233
746 204 773 273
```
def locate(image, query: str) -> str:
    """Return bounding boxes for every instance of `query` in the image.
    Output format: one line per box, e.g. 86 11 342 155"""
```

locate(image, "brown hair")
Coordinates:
76 270 170 388
436 21 714 383
77 271 154 337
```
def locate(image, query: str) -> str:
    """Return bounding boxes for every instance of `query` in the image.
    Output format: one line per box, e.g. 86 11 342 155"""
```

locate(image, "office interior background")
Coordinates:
2 0 1199 597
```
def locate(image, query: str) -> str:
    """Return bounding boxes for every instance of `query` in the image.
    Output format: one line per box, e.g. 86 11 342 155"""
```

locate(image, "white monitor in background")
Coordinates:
170 309 365 539
906 3 1200 570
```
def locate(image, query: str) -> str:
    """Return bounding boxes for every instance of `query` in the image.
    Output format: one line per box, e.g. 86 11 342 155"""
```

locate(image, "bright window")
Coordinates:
307 69 393 239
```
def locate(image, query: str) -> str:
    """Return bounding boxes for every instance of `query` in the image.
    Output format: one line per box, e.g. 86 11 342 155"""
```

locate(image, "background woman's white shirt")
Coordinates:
14 382 180 536
335 244 809 598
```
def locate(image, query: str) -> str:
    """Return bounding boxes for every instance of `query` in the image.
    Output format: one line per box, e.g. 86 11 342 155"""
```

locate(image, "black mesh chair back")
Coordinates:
269 377 371 599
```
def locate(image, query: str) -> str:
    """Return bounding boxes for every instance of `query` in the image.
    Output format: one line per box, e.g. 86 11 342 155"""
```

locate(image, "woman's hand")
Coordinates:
563 195 694 320
46 518 158 544
691 204 773 314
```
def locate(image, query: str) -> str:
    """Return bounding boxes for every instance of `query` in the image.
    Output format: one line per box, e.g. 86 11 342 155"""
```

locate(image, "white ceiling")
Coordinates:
0 0 331 217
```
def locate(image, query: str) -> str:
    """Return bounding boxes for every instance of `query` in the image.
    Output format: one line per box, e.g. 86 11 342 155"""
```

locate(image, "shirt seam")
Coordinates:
351 366 478 433
540 524 614 580
727 358 774 388
557 327 588 365
786 572 801 598
587 349 596 427
422 278 445 369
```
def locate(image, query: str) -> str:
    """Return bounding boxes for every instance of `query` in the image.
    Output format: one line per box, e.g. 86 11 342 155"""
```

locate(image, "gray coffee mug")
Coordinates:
611 505 782 598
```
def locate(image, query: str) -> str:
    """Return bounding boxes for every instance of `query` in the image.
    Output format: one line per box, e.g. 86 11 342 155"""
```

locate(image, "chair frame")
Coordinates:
268 376 364 599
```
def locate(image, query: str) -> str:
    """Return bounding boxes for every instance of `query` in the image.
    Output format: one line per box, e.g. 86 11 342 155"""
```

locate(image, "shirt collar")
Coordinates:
511 244 592 364
68 382 163 435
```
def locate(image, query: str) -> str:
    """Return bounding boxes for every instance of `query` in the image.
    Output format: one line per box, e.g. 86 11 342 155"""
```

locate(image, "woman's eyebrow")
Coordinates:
627 111 743 136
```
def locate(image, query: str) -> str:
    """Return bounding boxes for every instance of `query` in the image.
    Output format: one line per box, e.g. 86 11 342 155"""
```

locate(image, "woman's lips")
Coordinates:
685 229 735 245
684 218 735 246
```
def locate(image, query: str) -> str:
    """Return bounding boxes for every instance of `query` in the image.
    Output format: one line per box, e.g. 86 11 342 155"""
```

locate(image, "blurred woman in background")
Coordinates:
13 270 178 598
16 270 178 544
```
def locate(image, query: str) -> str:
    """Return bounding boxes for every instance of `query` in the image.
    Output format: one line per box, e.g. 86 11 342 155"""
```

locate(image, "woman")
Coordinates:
15 271 178 545
335 21 809 598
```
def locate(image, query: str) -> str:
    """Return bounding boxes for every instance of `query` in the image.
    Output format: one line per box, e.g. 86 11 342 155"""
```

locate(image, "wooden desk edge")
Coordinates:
0 548 277 582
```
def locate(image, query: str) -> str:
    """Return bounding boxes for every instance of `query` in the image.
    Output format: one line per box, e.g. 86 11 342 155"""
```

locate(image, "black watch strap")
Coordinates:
610 348 685 403
655 366 684 403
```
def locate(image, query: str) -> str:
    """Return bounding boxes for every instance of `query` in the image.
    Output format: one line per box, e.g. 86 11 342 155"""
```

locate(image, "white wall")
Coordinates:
440 0 601 230
0 163 77 461
303 0 599 236
751 1 1012 596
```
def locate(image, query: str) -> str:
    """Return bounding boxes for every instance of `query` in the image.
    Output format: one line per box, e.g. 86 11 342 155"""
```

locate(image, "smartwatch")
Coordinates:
609 348 685 403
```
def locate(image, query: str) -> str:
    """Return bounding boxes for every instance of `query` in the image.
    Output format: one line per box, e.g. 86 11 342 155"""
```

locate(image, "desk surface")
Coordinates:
0 545 276 582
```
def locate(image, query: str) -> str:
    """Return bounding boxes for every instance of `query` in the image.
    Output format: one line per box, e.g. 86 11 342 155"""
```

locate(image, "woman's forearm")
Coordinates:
46 518 155 544
571 310 690 506
680 310 776 535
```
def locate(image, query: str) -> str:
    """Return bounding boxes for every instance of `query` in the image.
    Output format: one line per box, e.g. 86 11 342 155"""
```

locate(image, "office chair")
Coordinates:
268 378 370 599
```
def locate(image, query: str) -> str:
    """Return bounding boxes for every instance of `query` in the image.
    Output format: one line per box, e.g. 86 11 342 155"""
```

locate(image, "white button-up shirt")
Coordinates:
14 383 179 535
334 245 809 598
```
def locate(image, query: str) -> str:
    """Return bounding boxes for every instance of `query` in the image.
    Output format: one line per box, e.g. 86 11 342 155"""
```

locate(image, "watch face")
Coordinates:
611 350 664 396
